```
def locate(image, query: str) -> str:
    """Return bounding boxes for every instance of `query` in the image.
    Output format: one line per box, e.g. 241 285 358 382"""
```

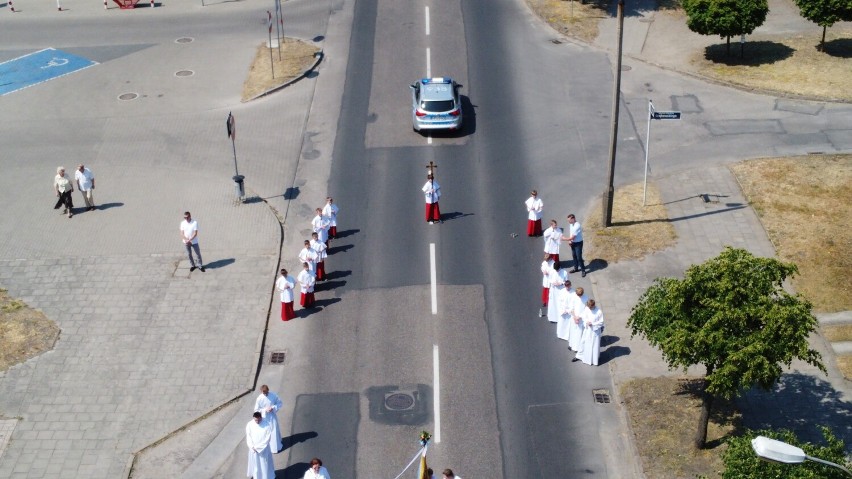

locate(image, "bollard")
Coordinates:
233 175 245 201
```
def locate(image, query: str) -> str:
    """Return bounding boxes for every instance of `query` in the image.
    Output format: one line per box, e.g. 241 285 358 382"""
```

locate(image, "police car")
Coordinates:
410 77 463 133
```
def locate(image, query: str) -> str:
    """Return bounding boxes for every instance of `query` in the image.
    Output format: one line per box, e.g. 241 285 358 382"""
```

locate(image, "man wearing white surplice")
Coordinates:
246 412 275 479
556 280 575 340
575 299 604 366
568 287 588 351
255 385 283 453
546 263 569 323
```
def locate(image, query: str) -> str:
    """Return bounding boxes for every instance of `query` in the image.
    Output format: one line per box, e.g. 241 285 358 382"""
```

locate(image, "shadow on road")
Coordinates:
205 258 235 270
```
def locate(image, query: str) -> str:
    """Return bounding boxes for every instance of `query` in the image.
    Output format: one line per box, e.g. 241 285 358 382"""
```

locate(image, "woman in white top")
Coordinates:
53 166 75 218
303 457 331 479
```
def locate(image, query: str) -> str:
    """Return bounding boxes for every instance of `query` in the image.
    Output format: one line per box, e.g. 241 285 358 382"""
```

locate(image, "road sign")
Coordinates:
651 111 681 120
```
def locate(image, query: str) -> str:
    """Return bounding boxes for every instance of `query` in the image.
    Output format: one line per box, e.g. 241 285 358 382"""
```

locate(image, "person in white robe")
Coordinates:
297 262 316 308
311 208 330 244
575 299 604 366
303 457 331 479
542 220 562 263
524 190 544 237
310 233 328 281
322 197 339 239
276 269 296 321
546 263 569 323
568 287 588 351
556 280 575 340
539 254 554 317
246 412 276 479
254 385 283 453
298 240 319 274
422 175 442 224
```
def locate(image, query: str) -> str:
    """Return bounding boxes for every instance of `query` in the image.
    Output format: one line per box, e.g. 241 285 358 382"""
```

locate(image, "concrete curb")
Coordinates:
243 50 325 103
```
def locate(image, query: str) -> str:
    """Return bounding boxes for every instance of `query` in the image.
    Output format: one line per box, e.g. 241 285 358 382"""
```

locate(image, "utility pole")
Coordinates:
602 0 625 227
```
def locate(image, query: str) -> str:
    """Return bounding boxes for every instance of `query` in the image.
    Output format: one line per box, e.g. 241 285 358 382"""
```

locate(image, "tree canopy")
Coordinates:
682 0 769 54
627 247 825 447
793 0 852 49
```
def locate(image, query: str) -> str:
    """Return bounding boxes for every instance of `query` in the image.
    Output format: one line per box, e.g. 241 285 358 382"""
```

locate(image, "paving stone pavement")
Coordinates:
590 164 852 467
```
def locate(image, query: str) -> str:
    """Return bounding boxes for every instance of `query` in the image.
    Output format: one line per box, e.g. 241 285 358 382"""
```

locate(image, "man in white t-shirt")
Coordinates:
180 211 204 272
75 164 96 211
563 213 586 277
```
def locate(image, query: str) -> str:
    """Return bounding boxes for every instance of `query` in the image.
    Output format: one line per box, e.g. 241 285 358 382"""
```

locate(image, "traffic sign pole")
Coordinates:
643 100 653 206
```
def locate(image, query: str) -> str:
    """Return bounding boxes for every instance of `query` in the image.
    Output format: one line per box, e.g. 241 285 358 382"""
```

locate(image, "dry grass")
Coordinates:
241 39 321 102
586 181 677 263
837 356 852 381
621 376 740 479
0 289 60 372
822 324 852 342
730 155 852 313
693 31 852 102
525 0 611 42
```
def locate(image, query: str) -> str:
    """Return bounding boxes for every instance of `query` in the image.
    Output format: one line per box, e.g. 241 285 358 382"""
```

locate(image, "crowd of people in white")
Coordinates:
527 192 604 366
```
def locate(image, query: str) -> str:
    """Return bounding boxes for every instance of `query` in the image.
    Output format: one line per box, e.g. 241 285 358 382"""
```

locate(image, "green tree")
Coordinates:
793 0 852 51
723 427 851 478
682 0 769 55
627 247 825 449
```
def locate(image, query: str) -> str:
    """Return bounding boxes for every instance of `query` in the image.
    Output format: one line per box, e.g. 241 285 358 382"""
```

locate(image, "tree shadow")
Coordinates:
821 38 852 59
204 258 235 269
736 372 852 445
278 462 310 479
704 41 795 66
280 431 318 451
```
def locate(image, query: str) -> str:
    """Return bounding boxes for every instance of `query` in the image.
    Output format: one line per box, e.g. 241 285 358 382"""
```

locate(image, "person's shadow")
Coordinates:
280 431 318 452
279 462 311 479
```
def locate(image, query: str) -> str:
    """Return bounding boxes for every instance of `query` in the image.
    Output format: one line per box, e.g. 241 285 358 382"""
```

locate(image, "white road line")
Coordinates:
425 6 430 36
427 135 432 144
430 242 437 314
433 344 441 444
426 47 431 78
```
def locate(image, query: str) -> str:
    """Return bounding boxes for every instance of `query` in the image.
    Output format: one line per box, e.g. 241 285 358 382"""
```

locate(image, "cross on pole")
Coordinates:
426 161 438 177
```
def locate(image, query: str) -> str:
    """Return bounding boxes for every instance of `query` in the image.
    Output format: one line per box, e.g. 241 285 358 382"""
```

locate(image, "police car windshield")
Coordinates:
420 100 455 112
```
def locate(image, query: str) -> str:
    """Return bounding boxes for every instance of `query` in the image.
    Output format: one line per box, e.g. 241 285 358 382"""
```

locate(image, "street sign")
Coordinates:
651 111 681 120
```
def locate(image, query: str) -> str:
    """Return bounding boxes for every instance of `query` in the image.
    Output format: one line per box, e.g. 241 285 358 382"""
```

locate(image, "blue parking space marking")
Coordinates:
0 48 98 96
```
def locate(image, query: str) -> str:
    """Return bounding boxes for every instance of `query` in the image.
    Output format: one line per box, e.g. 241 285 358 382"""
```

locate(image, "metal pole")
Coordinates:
805 456 852 476
275 0 282 61
643 99 653 206
602 0 625 227
231 137 239 177
267 15 275 79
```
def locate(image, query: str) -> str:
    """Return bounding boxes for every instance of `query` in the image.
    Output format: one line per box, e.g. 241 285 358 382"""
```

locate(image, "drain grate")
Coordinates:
593 389 611 404
270 351 286 364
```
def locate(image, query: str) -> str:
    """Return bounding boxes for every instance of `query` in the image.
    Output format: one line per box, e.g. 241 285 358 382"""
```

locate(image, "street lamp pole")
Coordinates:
752 436 852 477
602 0 625 227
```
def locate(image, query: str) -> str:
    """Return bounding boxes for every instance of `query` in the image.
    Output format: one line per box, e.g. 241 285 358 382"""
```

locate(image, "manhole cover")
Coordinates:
175 70 194 77
270 351 286 364
175 37 194 43
118 93 138 101
593 389 611 404
384 393 415 411
621 65 632 71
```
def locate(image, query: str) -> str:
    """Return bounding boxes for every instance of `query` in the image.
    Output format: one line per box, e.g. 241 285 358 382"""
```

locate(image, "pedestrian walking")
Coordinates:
539 253 554 317
575 299 604 366
422 174 441 224
276 269 296 321
180 211 205 272
543 219 562 263
556 280 575 341
74 164 96 211
298 240 319 275
524 190 543 236
568 287 588 352
254 385 284 454
246 412 275 479
53 166 74 218
310 233 327 281
297 262 316 308
303 457 331 479
563 213 586 277
322 197 339 239
312 208 330 245
546 262 569 324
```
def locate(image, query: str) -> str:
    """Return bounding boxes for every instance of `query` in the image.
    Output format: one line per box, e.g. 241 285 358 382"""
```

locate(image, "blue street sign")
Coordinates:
0 48 98 96
651 111 681 120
